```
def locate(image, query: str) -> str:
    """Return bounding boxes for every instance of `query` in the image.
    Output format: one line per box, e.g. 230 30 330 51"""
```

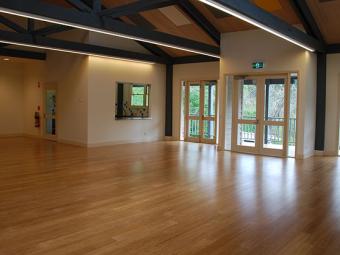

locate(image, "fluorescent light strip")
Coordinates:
0 39 155 64
0 7 221 58
199 0 314 52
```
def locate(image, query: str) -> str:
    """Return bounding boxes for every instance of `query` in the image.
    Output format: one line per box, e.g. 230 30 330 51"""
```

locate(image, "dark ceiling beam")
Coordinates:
0 14 26 33
0 46 46 60
289 0 324 42
203 0 324 52
0 29 171 64
137 40 172 62
33 24 74 36
326 44 340 54
0 0 219 57
82 0 173 62
65 0 92 12
116 15 172 61
177 0 220 45
27 18 34 32
98 0 178 18
173 55 219 64
92 0 101 12
45 1 173 62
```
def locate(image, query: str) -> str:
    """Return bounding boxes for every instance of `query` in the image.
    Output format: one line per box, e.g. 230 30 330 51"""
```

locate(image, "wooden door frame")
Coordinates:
184 80 218 144
231 75 259 154
258 75 289 157
231 73 290 157
43 82 58 141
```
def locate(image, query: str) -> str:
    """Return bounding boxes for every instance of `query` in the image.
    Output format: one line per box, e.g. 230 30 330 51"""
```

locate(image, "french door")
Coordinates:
232 75 289 157
185 80 217 144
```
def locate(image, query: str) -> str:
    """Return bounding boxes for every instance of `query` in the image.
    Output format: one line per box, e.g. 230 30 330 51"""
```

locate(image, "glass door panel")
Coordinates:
45 89 56 136
233 78 258 152
237 123 256 147
203 120 215 139
186 82 201 142
203 81 216 117
264 79 285 122
232 75 289 157
238 80 257 120
185 80 217 143
263 125 284 150
260 77 288 156
201 81 217 143
188 83 200 117
188 119 200 138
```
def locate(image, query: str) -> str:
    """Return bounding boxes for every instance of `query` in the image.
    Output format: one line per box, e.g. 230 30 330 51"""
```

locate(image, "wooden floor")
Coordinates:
1 138 340 255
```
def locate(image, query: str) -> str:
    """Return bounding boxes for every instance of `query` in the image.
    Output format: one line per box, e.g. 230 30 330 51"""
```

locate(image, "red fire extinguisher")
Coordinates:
34 112 40 128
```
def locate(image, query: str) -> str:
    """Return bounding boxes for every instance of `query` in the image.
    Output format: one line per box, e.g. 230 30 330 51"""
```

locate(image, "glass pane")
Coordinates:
131 95 144 106
46 90 56 116
238 80 257 120
189 84 200 116
45 89 56 136
132 86 144 94
288 76 298 156
263 125 284 150
264 79 285 121
237 124 256 147
203 120 215 139
45 118 56 135
204 81 216 117
188 119 200 138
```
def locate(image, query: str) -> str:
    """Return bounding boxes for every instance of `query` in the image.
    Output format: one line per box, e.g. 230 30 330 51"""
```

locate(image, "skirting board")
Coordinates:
58 138 88 147
23 133 43 139
0 133 23 138
164 136 175 141
316 150 338 157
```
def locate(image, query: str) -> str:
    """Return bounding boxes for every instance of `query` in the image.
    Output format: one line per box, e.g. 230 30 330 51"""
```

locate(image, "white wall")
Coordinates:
325 54 340 154
23 62 45 137
87 56 165 146
219 29 317 158
43 51 89 145
0 62 24 135
1 50 165 146
172 62 220 140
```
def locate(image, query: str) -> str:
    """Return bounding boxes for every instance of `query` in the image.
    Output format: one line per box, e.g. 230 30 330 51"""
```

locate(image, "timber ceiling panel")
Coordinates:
189 0 301 33
306 0 340 44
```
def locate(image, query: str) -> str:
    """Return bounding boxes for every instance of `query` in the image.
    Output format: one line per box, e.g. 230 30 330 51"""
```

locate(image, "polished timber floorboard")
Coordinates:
1 138 340 255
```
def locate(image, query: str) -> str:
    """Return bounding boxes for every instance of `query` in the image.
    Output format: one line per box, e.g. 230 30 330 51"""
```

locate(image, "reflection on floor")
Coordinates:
0 137 340 254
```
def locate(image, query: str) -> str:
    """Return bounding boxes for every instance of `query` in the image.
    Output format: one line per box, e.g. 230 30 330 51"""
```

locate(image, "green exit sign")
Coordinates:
252 62 264 69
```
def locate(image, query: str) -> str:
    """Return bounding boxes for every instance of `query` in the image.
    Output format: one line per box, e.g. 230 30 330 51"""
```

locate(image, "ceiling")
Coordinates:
0 0 337 60
306 0 340 44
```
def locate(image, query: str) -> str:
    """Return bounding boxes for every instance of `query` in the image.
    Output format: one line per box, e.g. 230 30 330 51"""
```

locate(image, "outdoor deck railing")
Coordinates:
188 117 297 146
239 117 296 145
